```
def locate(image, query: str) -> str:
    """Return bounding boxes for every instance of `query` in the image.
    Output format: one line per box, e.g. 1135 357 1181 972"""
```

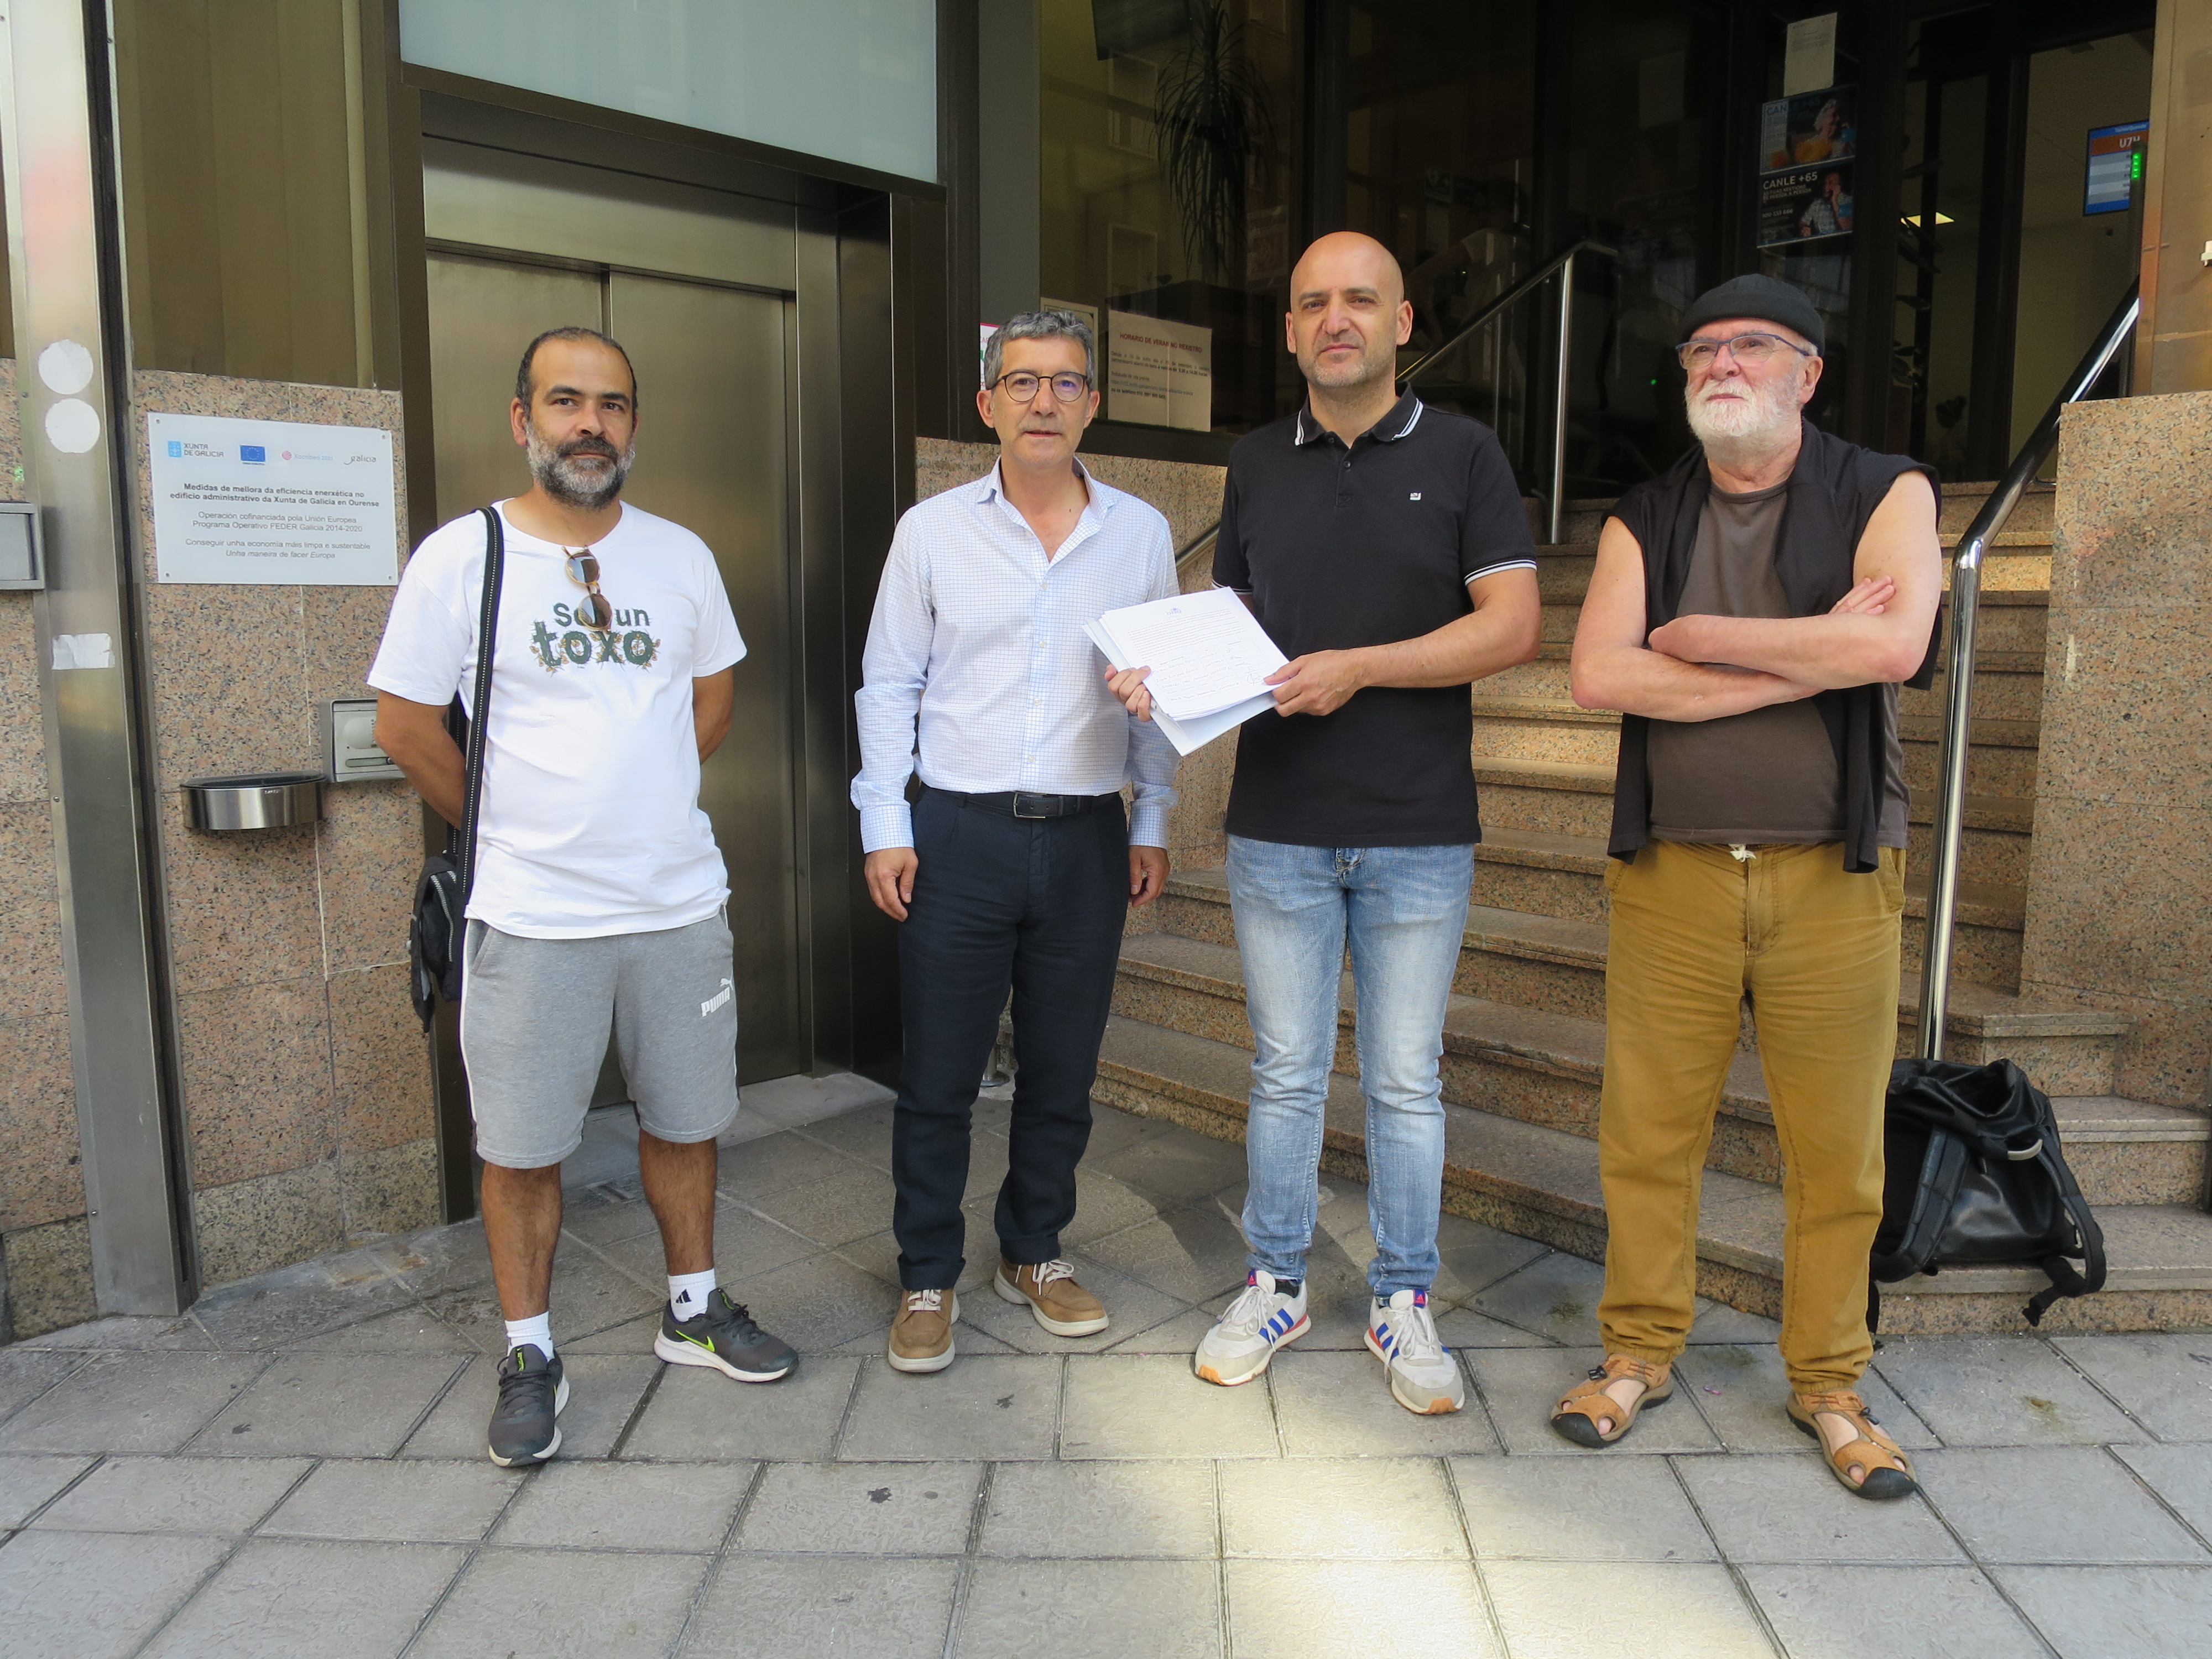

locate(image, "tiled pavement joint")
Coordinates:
608 1363 669 1462
390 1453 540 1657
669 1460 771 1657
937 1460 998 1659
1666 1452 1789 1658
122 1454 322 1658
4 1081 2211 1656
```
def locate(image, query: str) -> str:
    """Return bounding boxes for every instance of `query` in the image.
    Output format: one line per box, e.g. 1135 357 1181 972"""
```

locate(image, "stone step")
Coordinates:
1550 479 2048 544
1108 943 2184 1201
1117 915 2127 1121
1490 650 2046 722
1396 826 2022 987
1538 599 2054 664
1533 544 2056 602
1092 1011 2212 1334
1940 479 2054 537
1463 696 2040 794
1157 859 2054 1058
1469 758 2034 887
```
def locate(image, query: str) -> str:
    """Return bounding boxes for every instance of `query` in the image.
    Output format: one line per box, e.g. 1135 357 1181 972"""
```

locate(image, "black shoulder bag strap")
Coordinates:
457 504 505 915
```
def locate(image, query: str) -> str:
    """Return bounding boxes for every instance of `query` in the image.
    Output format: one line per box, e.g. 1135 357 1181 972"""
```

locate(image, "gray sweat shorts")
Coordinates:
459 912 741 1169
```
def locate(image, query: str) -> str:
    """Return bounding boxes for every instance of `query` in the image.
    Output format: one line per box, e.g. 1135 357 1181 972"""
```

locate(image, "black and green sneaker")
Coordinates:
653 1288 796 1383
487 1344 567 1467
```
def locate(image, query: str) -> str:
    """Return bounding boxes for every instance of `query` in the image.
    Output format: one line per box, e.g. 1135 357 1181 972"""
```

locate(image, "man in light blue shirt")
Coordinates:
853 310 1178 1374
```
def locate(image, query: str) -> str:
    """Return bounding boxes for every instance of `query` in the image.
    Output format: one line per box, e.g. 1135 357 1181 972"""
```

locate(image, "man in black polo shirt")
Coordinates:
1158 232 1540 1413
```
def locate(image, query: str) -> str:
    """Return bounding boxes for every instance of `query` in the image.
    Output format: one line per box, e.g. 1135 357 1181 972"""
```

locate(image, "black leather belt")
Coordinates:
937 788 1117 820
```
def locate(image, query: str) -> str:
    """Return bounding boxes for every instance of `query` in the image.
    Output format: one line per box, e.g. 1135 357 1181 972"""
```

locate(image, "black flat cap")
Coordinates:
1678 273 1825 352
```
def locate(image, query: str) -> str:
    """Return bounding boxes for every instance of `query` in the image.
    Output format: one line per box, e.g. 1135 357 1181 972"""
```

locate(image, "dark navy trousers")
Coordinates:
891 786 1130 1289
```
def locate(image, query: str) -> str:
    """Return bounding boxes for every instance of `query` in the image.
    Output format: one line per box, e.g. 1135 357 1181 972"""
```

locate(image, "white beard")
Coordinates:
1686 373 1802 471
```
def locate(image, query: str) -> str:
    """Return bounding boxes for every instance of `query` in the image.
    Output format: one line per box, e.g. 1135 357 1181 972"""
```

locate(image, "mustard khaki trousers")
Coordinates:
1597 839 1905 1392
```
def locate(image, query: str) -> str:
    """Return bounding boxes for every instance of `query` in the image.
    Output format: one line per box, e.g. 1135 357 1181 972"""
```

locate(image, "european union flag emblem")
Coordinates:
240 445 266 463
166 440 182 457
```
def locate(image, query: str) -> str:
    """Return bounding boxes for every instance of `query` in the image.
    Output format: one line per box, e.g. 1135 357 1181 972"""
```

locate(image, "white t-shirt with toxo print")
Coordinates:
368 500 746 939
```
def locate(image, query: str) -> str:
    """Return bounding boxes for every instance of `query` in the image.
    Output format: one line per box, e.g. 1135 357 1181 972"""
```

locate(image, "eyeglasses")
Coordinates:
991 371 1093 404
565 551 614 630
1676 332 1818 372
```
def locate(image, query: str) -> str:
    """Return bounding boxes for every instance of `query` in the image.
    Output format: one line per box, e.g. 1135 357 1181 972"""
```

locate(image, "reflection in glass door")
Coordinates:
1890 11 2152 481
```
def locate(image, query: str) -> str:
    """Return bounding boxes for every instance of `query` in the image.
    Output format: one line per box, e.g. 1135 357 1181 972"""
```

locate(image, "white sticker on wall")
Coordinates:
44 399 101 454
51 633 114 671
36 339 95 396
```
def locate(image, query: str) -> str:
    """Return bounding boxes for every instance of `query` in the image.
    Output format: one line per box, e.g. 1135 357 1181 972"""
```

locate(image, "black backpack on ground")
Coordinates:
1870 1056 2106 1328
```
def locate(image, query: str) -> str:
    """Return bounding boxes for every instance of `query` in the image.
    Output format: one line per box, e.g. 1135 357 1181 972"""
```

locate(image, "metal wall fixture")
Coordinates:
2 0 196 1316
0 501 45 588
325 697 406 781
181 773 327 832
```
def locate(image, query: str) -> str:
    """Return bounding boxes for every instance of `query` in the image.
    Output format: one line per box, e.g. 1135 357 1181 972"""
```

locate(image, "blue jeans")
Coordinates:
1227 836 1474 1297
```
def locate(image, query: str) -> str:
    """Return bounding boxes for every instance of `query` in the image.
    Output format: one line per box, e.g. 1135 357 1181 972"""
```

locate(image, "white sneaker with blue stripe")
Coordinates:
1366 1288 1465 1415
1193 1271 1308 1386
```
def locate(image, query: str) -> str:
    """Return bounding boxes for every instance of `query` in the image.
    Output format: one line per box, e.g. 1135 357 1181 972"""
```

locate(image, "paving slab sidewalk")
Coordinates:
3 1077 2209 1658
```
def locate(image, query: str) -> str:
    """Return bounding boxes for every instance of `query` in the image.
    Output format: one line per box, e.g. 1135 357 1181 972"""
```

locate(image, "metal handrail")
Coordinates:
1917 280 2140 1057
1171 239 1620 578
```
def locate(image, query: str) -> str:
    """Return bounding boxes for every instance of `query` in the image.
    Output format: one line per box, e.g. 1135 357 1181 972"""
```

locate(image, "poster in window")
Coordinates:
1759 86 1855 173
1107 311 1213 431
1759 162 1854 250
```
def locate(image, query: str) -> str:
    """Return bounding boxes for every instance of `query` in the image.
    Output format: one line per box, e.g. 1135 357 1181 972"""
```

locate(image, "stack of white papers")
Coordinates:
1085 587 1288 755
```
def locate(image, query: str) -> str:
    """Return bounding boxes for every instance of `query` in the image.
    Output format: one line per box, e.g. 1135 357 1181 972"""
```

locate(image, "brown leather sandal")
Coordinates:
1550 1355 1673 1447
1790 1390 1919 1501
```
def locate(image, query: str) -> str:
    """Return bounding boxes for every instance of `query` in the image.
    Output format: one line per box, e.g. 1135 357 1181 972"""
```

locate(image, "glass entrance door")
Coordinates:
1890 11 2153 479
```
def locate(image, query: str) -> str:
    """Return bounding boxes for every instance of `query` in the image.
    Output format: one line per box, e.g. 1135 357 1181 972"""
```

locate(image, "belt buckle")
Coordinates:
1013 791 1052 819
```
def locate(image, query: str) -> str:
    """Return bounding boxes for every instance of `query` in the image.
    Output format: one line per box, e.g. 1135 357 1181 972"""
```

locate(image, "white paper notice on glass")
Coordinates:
148 412 398 585
1106 311 1213 431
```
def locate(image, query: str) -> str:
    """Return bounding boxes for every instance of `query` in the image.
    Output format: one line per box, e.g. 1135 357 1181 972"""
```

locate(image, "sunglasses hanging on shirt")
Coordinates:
566 551 614 630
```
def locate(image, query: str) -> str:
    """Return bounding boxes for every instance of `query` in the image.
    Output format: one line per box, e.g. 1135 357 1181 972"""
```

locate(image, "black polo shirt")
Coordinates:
1213 393 1536 847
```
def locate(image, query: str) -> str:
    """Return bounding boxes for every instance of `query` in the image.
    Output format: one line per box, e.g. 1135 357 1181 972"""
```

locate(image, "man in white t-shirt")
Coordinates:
371 327 795 1467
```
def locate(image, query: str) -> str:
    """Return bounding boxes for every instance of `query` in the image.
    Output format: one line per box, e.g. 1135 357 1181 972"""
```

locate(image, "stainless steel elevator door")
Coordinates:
422 252 804 1083
609 273 802 1080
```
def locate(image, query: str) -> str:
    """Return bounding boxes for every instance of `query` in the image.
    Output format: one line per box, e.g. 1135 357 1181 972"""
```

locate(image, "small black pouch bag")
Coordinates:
409 506 506 1030
1871 1056 2106 1327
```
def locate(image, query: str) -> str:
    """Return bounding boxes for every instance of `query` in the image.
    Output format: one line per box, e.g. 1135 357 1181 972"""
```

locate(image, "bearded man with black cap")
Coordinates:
1556 274 1942 1501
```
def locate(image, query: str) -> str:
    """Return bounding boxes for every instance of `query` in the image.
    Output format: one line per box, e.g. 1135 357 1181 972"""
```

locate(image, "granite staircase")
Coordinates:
1092 482 2212 1334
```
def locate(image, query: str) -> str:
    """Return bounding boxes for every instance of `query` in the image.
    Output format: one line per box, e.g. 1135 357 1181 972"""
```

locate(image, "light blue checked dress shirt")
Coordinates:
853 462 1182 853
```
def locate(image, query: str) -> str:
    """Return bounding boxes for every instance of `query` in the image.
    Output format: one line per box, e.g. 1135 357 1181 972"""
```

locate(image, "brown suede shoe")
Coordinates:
888 1288 957 1374
994 1258 1109 1336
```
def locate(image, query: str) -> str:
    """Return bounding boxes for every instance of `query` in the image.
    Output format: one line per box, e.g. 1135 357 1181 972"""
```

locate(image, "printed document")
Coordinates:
1089 587 1290 721
1083 619 1277 757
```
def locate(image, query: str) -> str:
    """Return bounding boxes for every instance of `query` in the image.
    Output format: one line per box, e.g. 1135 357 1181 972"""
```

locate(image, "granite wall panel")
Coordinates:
2021 391 2212 1108
174 977 336 1190
0 1216 94 1340
161 821 325 997
0 1014 81 1232
130 371 432 1292
316 785 424 976
194 1159 347 1288
330 963 434 1156
0 802 68 1022
0 596 47 804
0 361 82 1338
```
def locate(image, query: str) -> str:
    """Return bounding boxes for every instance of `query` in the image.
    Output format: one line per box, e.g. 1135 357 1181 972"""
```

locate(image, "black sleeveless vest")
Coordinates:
1605 421 1942 875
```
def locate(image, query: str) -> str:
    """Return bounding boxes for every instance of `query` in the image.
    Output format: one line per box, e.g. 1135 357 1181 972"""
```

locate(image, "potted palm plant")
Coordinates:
1155 0 1274 281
